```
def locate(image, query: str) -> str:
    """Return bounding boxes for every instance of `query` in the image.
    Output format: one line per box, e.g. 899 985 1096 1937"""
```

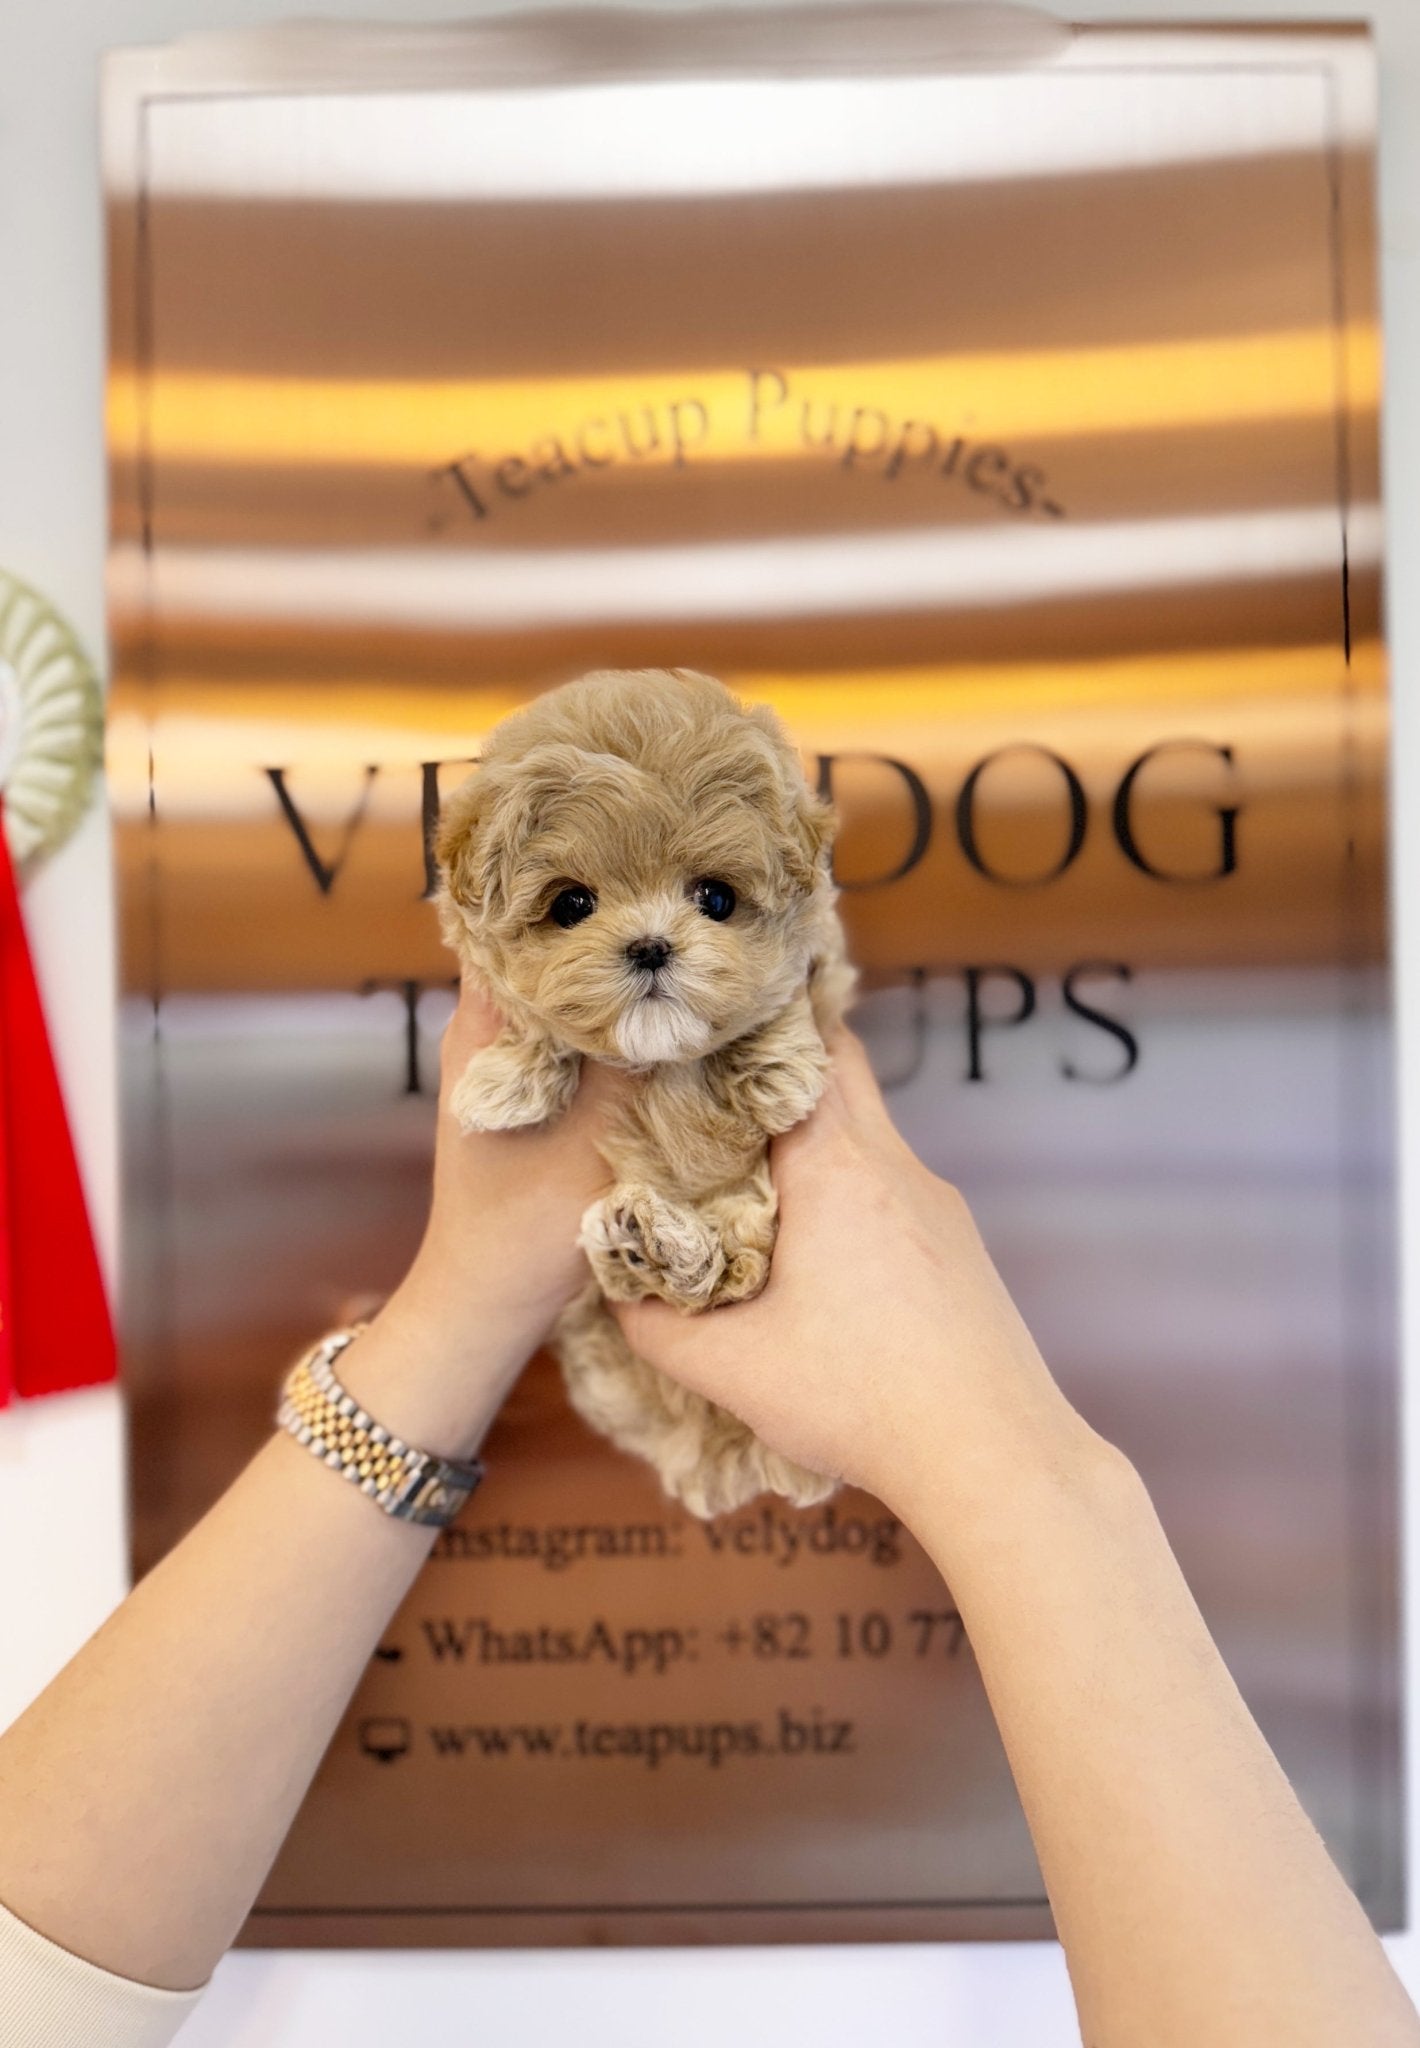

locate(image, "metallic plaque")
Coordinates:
102 8 1399 1947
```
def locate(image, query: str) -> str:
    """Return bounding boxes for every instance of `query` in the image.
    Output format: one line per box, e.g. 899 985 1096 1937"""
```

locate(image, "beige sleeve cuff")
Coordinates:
0 1898 207 2048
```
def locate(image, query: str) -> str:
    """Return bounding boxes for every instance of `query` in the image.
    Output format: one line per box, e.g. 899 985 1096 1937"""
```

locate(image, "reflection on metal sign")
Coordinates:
103 9 1398 1947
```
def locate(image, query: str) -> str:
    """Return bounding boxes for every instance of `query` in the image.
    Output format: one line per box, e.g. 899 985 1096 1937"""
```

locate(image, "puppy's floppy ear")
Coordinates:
436 757 536 926
437 743 593 926
434 762 495 924
746 702 837 890
788 777 837 887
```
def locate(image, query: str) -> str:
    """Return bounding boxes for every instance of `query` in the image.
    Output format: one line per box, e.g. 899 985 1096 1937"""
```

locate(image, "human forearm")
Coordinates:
0 977 624 2002
0 1297 518 1992
912 1415 1420 2048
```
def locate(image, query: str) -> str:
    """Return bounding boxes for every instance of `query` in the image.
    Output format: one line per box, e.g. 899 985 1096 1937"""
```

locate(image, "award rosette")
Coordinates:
0 568 114 1403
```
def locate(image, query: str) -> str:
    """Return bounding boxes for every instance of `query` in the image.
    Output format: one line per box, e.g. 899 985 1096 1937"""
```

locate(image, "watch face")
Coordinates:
398 1472 463 1523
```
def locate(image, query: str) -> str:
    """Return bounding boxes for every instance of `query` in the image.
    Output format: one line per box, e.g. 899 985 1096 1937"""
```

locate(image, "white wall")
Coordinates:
1 2 1415 2041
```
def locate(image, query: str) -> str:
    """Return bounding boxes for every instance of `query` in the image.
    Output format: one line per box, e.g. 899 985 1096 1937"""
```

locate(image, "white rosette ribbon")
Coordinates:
0 569 104 872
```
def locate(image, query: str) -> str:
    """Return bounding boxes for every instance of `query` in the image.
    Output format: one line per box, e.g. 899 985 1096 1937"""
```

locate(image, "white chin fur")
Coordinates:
615 992 712 1066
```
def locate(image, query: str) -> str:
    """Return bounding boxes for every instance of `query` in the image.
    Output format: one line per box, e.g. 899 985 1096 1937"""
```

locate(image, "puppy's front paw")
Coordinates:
451 1038 579 1132
580 1185 725 1308
714 1007 830 1138
741 1038 829 1136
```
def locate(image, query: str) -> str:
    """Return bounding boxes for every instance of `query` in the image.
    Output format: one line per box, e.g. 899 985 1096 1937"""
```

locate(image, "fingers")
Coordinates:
438 971 503 1093
557 1050 636 1148
568 1051 630 1119
769 1023 885 1185
457 966 504 1041
822 1023 893 1123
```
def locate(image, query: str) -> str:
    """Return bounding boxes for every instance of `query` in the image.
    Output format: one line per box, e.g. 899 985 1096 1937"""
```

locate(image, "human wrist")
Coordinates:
882 1379 1124 1580
917 1412 1137 1599
330 1274 532 1464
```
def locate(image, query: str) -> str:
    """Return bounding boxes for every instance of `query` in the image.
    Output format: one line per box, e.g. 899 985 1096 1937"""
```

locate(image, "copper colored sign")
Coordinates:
103 10 1398 1946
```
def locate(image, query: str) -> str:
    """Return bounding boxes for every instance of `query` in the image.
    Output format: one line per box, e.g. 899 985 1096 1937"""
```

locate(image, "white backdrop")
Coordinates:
0 1 1415 2042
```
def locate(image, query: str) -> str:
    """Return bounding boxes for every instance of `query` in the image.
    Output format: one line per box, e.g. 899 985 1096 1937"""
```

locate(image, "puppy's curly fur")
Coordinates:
435 667 856 1518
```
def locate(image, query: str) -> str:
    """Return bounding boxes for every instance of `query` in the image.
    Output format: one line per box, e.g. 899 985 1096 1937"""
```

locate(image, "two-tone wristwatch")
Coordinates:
275 1327 484 1528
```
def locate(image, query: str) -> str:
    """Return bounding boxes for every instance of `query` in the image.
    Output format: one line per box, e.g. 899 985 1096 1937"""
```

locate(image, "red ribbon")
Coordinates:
0 795 117 1403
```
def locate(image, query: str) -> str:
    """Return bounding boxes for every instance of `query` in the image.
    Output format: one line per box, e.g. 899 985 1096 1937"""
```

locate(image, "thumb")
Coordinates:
606 1293 684 1371
439 970 503 1087
607 1293 732 1399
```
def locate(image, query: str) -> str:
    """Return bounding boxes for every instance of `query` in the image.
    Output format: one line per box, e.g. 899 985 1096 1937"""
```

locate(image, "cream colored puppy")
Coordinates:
435 666 856 1517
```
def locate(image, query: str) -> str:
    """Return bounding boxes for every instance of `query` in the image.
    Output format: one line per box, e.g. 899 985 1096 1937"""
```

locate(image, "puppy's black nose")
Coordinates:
626 937 672 973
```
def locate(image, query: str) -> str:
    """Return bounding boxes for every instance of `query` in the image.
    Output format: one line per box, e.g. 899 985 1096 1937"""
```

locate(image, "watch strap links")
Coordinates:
276 1327 484 1528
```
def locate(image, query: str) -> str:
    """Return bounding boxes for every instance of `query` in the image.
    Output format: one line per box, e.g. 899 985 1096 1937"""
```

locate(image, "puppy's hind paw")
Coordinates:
717 1243 771 1304
580 1185 725 1309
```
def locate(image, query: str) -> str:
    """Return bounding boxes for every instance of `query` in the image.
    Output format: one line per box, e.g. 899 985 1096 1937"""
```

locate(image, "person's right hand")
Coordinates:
607 1026 1104 1528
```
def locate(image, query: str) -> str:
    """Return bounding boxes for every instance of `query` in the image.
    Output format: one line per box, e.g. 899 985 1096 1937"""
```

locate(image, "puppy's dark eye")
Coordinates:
693 877 736 922
550 885 597 928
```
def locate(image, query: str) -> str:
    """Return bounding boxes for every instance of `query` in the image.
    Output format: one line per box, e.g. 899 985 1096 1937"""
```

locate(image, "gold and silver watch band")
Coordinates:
275 1327 484 1529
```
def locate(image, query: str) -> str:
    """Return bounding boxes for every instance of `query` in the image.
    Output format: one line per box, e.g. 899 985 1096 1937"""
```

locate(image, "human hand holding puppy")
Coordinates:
334 972 630 1463
606 1020 1097 1541
359 965 1089 1551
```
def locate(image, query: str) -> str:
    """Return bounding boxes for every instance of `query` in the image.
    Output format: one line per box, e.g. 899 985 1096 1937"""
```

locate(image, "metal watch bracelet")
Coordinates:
275 1327 485 1528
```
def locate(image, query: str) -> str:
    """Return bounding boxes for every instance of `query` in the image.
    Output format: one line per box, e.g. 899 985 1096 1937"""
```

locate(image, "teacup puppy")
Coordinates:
435 666 857 1518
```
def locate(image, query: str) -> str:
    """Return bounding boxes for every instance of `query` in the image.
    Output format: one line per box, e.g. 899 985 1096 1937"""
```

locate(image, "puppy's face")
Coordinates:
437 672 834 1066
